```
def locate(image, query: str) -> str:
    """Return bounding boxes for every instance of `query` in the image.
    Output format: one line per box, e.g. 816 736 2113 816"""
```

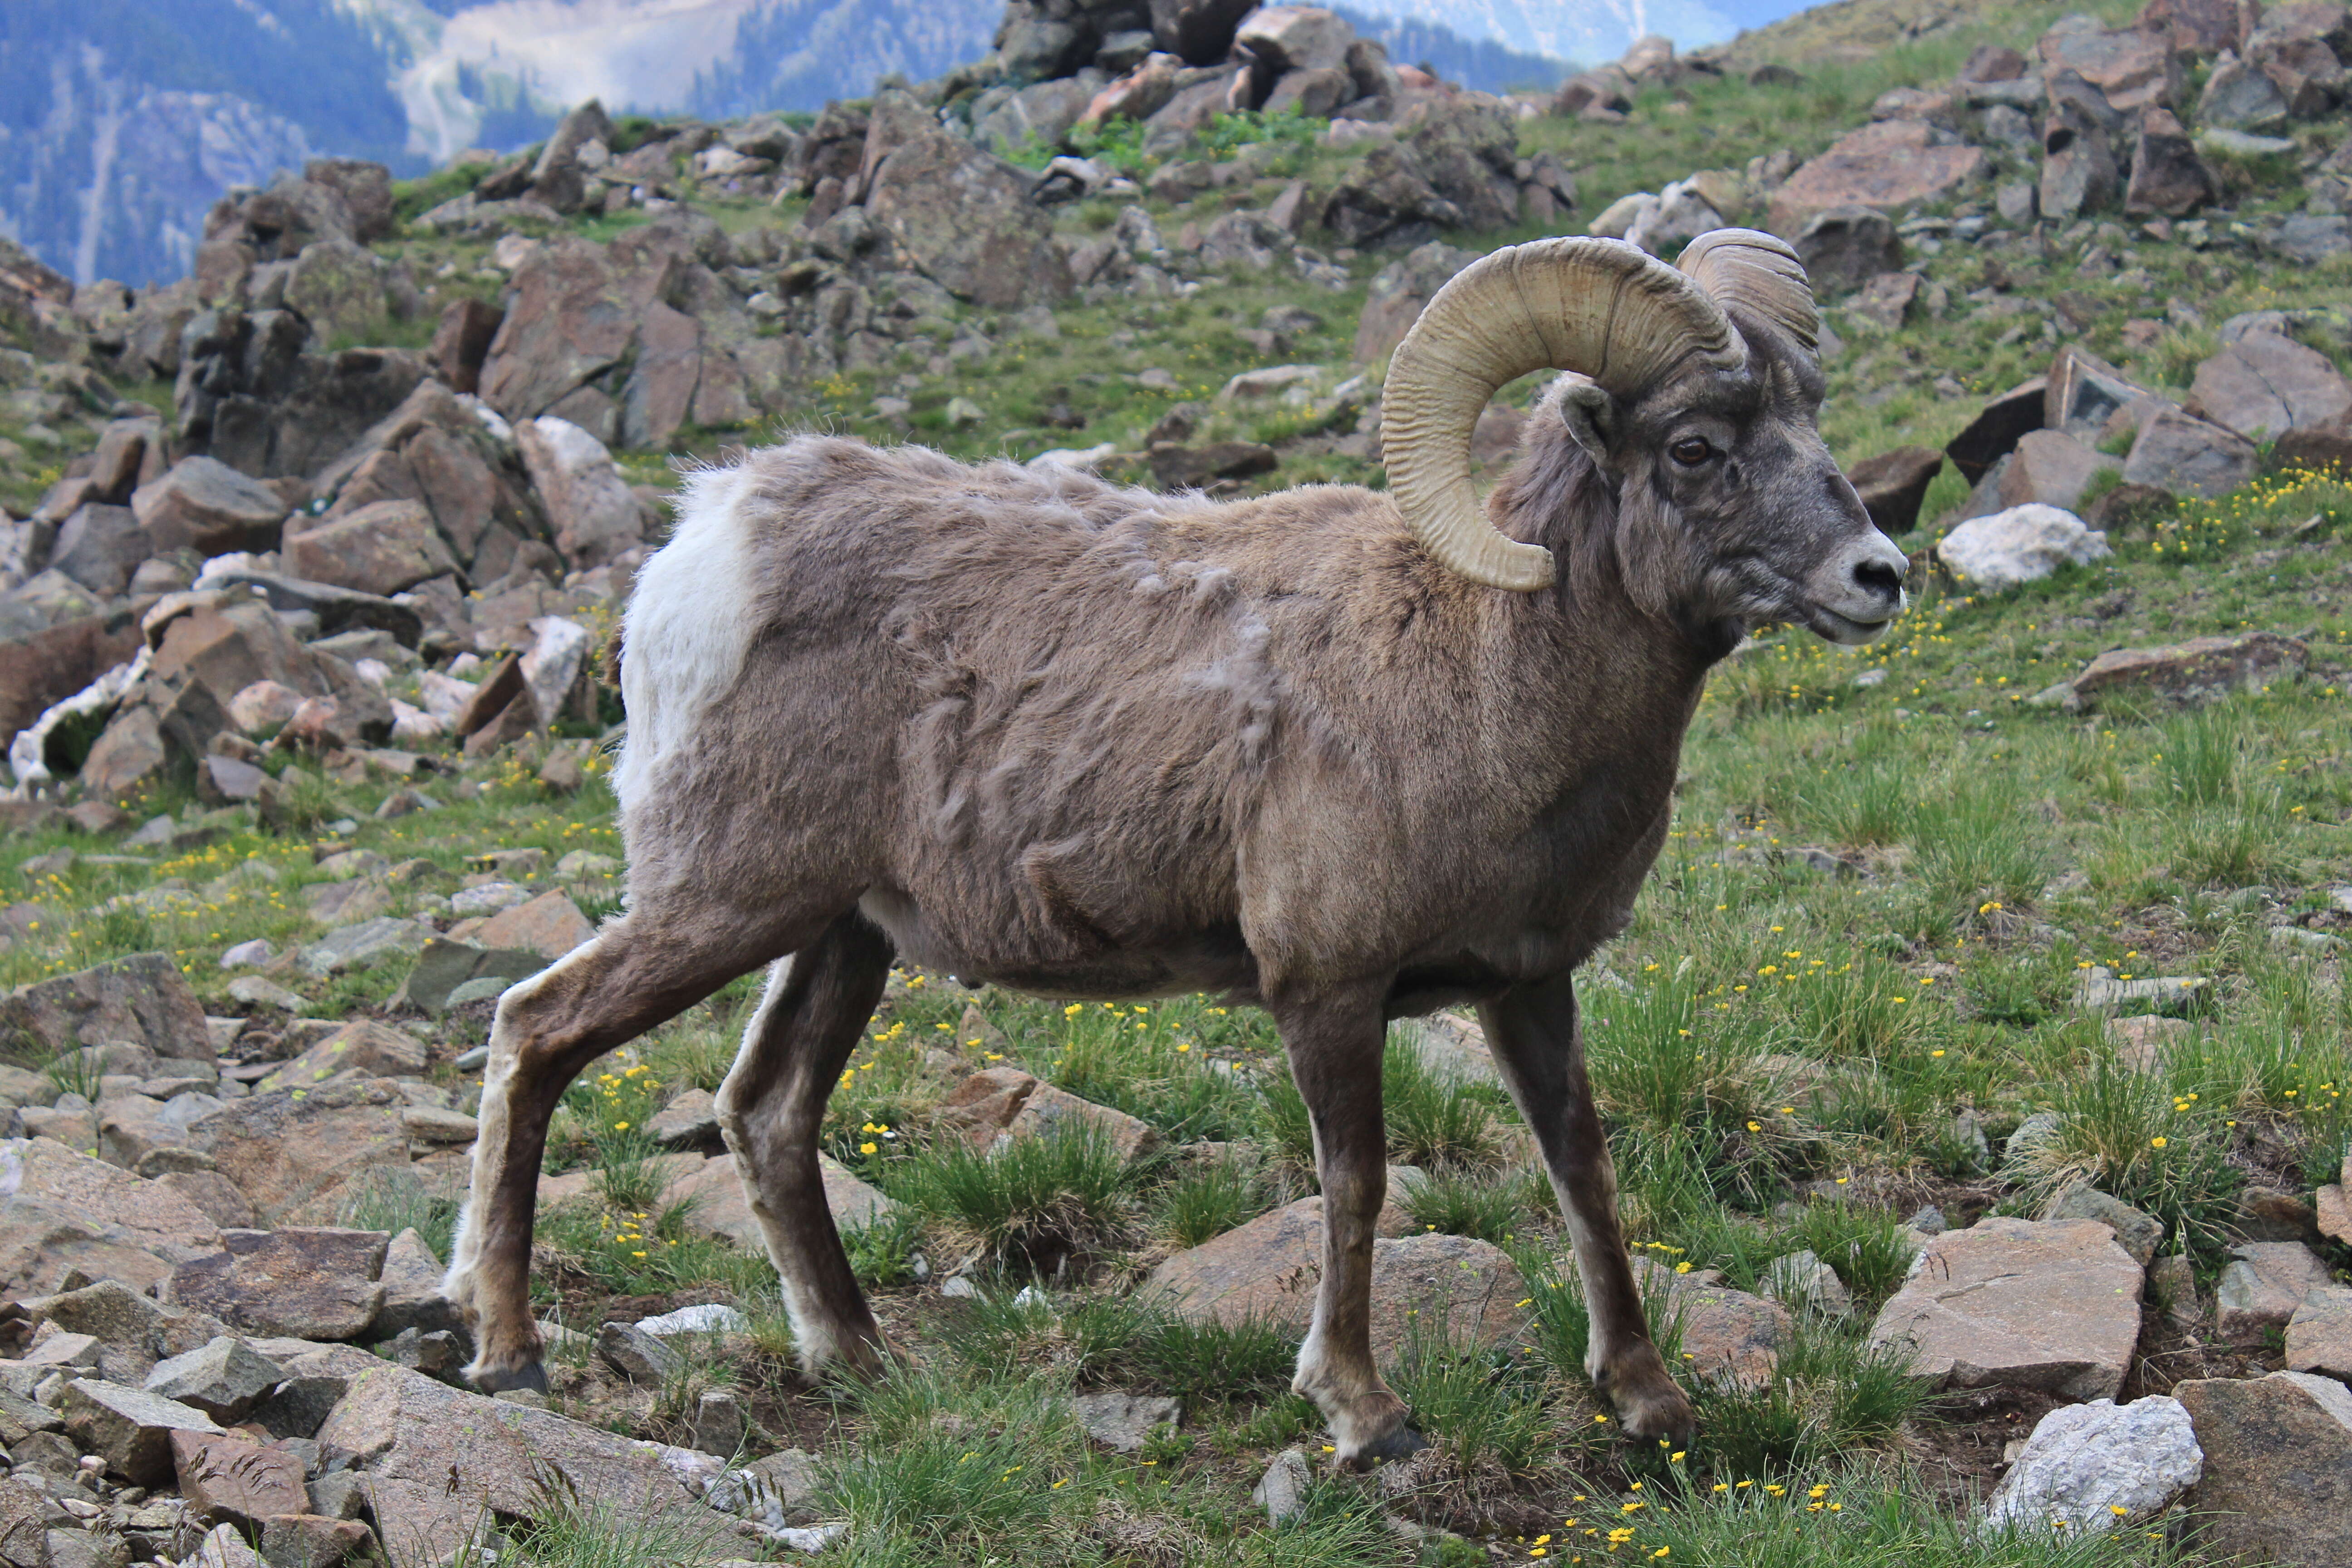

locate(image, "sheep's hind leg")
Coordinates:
1478 973 1695 1442
1274 987 1426 1471
715 912 895 1377
448 911 802 1394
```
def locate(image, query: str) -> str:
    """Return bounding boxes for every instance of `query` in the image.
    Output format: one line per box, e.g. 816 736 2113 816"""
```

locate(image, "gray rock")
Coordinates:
2122 407 2259 498
164 1228 390 1342
2042 1181 2163 1267
2003 1111 2063 1167
1757 1250 1852 1318
143 1337 286 1423
1073 1391 1181 1452
372 1227 460 1340
1980 1396 2201 1536
1905 1204 1950 1235
2215 1241 2330 1344
692 1390 746 1457
297 918 432 978
595 1321 682 1384
2276 212 2352 264
59 1378 225 1485
1251 1446 1312 1523
2199 53 2288 130
2287 1284 2352 1381
648 1088 723 1152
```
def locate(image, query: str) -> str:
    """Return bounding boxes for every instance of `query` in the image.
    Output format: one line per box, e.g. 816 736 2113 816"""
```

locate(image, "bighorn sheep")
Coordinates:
444 229 1908 1465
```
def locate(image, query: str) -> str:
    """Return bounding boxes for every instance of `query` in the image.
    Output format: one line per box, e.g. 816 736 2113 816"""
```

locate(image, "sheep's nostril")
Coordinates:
1852 559 1904 601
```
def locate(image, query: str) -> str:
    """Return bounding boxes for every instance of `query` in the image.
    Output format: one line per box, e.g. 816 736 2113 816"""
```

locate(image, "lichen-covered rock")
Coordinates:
2173 1372 2352 1568
1980 1396 2201 1536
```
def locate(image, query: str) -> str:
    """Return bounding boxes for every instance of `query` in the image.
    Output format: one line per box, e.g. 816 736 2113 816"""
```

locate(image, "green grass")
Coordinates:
885 1124 1140 1272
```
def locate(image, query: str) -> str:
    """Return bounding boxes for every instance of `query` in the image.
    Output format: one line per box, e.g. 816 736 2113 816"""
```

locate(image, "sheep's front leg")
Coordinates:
1274 988 1424 1470
1478 973 1694 1441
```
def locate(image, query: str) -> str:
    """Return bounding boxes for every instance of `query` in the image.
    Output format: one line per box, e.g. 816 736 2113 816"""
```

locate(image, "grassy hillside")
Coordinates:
4 0 2350 1561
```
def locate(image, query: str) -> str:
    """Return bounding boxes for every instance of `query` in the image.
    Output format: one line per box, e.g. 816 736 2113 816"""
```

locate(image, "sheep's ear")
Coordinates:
1556 373 1616 461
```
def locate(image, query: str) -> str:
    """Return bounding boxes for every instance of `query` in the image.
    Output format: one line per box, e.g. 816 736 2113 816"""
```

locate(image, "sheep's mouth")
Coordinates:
1808 605 1897 646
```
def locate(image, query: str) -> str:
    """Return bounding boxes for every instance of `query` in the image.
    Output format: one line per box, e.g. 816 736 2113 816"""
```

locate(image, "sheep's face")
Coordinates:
1563 324 1908 649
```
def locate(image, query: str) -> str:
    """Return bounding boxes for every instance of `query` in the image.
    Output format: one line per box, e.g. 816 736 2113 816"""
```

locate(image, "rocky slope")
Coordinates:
0 0 2348 1563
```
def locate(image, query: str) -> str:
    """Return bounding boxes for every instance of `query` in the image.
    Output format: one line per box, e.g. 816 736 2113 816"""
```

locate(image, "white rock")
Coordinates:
219 940 274 970
450 882 535 917
1981 1396 2202 1536
416 669 478 726
1251 1446 1312 1523
637 1303 750 1337
521 615 592 728
389 699 442 745
517 416 642 568
1588 190 1659 239
1936 505 2112 591
1626 179 1725 256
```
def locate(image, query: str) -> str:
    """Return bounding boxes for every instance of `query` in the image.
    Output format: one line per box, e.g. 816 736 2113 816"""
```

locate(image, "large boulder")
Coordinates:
1321 99 1520 247
2125 108 2216 214
0 1138 225 1298
165 1228 390 1342
50 504 155 598
2184 328 2352 440
2068 631 2309 707
2171 1372 2352 1568
308 378 549 580
314 1361 708 1567
283 240 389 345
184 1081 412 1225
514 418 643 568
1151 0 1259 64
130 458 289 558
0 574 142 753
2121 407 2257 497
1767 120 1986 234
1351 242 1475 363
0 952 214 1063
1981 1396 2203 1535
862 93 1073 309
1846 447 1945 534
1630 1258 1794 1390
1994 431 2122 512
476 237 678 423
175 308 431 481
283 501 458 598
1936 505 2111 590
1867 1217 2141 1401
2036 18 2181 112
1139 1191 1519 1361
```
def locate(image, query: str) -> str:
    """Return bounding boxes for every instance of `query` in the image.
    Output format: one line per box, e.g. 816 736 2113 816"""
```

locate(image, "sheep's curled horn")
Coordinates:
1380 228 1816 591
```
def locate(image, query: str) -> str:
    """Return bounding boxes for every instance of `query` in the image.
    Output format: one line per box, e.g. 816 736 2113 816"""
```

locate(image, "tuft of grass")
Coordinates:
2016 1057 2245 1268
1396 1167 1551 1246
1154 1154 1275 1249
1385 1318 1558 1484
886 1125 1138 1272
336 1166 462 1263
1695 1321 1934 1479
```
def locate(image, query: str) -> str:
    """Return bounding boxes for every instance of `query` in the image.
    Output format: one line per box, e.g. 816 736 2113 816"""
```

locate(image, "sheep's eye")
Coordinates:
1670 437 1714 467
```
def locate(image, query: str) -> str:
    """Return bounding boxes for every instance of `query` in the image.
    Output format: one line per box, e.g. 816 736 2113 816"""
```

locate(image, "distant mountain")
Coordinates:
0 0 414 287
1330 0 1741 68
0 0 1812 289
1330 6 1573 92
685 0 1000 119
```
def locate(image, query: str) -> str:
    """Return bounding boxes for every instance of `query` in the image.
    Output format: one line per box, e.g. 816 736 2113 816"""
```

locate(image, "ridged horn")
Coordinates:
1382 237 1745 592
1677 228 1819 355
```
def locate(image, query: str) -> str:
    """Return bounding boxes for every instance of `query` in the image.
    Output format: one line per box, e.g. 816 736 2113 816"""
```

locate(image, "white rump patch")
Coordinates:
613 465 760 811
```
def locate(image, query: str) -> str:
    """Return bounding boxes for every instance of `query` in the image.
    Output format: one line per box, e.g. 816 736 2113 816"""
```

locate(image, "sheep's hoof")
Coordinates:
470 1360 549 1397
1353 1423 1430 1469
